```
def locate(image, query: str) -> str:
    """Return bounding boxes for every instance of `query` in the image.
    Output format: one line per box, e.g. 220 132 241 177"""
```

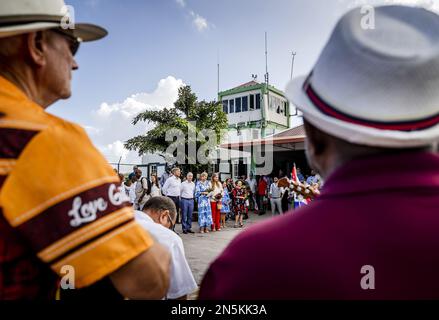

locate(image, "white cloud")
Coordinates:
98 141 130 162
83 76 185 164
83 125 101 137
189 10 209 32
176 0 186 8
177 3 211 33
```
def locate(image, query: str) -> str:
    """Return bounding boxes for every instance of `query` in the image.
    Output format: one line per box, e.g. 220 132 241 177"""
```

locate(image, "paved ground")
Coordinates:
178 211 271 299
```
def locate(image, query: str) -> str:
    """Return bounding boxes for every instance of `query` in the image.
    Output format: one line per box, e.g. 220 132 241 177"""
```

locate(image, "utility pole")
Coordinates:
265 32 269 92
289 52 299 121
117 156 122 174
263 32 269 138
290 51 297 80
217 49 220 96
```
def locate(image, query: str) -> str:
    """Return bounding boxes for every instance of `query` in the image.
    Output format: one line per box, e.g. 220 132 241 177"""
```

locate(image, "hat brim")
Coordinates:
0 22 107 41
285 76 439 148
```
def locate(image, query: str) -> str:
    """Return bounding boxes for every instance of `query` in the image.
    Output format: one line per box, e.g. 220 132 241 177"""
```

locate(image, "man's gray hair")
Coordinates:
171 167 180 174
187 172 193 177
142 196 177 220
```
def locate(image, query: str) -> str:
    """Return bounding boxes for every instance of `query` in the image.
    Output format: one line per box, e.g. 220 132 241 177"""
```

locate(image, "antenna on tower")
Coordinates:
264 32 269 130
290 51 297 80
264 32 269 86
217 49 220 95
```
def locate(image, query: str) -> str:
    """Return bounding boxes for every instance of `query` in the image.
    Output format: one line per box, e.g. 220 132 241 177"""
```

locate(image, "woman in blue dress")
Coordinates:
220 181 231 228
195 172 213 234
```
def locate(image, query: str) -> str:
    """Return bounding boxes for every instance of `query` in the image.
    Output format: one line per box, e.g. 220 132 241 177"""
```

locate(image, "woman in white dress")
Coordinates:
150 174 161 198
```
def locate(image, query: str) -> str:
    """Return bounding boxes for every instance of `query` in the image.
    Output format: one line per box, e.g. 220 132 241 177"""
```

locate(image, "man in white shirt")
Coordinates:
134 169 150 210
246 173 258 212
127 173 137 206
162 167 182 223
269 176 284 215
180 172 195 234
135 197 198 300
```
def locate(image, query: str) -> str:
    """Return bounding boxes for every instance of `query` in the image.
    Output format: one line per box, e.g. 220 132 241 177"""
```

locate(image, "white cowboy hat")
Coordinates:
0 0 107 41
285 5 439 148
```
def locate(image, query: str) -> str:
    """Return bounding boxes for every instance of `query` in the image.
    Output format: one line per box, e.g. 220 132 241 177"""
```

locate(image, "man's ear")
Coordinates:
159 210 170 224
26 31 48 67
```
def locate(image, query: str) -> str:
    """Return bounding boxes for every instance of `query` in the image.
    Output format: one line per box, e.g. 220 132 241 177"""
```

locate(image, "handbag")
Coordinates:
262 196 268 205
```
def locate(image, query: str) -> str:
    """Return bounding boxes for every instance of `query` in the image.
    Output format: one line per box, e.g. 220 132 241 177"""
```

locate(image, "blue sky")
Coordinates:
49 0 437 164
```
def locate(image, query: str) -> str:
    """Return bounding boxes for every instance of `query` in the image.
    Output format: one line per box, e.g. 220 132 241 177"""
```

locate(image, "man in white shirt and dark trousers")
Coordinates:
180 172 195 234
246 173 258 212
162 167 182 224
134 169 151 210
135 197 197 300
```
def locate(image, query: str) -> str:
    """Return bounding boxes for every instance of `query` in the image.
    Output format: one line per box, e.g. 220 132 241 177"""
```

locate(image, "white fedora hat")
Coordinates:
285 5 439 148
0 0 107 41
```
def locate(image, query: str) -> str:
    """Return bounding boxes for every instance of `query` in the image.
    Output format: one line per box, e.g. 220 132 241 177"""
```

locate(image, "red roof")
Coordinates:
235 80 260 89
220 125 306 151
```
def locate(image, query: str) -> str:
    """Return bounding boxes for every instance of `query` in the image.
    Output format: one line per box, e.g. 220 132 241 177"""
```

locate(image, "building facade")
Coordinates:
217 80 296 180
140 80 300 181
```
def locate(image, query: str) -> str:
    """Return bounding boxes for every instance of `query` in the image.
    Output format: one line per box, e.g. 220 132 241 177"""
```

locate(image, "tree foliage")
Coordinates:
125 86 228 173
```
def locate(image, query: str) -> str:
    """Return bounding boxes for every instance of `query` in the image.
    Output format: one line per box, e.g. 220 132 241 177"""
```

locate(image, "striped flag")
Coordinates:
291 163 298 183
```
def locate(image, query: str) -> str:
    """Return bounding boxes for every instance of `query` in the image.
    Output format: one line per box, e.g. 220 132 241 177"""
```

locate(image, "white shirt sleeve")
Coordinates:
166 237 198 299
134 212 197 299
142 177 149 189
180 181 185 197
162 176 171 196
129 183 136 204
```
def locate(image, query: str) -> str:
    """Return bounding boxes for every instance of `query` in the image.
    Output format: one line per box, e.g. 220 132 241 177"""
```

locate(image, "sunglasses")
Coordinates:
166 213 175 232
51 29 81 56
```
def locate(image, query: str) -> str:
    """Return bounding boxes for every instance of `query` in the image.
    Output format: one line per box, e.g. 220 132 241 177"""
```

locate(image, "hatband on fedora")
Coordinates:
0 0 107 41
285 5 439 148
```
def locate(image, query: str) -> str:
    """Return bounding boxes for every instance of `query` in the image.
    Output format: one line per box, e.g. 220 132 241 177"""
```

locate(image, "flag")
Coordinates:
291 163 298 183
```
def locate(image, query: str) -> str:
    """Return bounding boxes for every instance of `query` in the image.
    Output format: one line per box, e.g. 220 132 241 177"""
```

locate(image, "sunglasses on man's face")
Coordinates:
51 29 81 56
166 213 175 232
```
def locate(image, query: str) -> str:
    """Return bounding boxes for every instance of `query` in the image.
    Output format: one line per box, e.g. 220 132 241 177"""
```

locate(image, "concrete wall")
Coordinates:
265 92 289 127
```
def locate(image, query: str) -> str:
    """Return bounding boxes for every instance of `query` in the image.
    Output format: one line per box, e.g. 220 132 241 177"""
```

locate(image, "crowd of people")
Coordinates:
117 165 323 234
112 164 322 299
2 0 439 301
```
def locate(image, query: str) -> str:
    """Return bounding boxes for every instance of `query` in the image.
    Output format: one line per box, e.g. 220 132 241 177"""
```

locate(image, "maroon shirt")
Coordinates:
199 151 439 299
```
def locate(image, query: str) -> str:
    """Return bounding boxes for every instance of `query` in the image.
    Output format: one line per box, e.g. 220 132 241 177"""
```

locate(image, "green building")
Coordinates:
217 80 297 179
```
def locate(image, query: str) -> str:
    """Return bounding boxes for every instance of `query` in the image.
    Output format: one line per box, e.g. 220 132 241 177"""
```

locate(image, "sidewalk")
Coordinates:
179 211 272 299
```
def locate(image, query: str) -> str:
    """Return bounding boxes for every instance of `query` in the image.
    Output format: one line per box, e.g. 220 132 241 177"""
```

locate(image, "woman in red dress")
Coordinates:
209 173 223 231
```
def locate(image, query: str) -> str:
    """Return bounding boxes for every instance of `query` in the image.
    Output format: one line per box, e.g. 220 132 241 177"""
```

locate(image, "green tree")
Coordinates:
125 85 228 174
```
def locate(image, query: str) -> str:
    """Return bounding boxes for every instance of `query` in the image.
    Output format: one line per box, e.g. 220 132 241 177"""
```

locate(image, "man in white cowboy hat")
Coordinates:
200 5 439 299
0 0 170 300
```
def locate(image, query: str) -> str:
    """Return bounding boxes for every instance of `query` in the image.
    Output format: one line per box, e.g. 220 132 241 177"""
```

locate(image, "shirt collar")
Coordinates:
321 151 439 197
0 75 45 114
135 210 154 223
